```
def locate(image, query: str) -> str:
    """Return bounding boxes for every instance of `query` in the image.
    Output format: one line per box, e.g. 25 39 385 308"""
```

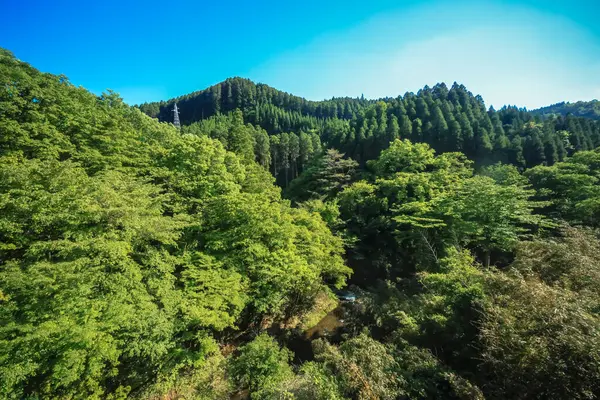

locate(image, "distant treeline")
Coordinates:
140 78 600 174
532 99 600 120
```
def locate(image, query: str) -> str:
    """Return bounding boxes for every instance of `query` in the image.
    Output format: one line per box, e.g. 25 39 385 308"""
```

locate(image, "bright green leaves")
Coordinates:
438 175 549 264
0 50 350 399
415 249 486 343
179 252 247 331
368 139 436 176
526 150 600 226
198 192 349 315
229 334 294 398
340 140 547 273
0 159 184 399
290 206 350 289
0 51 151 173
0 157 185 258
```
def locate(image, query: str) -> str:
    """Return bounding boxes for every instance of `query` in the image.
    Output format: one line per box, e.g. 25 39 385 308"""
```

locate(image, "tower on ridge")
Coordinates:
172 103 181 129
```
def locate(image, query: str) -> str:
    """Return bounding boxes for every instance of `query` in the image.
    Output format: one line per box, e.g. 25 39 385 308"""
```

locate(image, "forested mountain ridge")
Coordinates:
138 77 371 129
139 78 600 173
4 47 600 400
532 99 600 120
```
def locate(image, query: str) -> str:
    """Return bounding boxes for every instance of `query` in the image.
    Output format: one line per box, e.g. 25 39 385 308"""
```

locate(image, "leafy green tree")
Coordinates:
368 139 435 175
312 333 402 400
229 334 294 399
0 50 351 399
526 150 600 226
480 268 600 399
0 159 188 399
439 175 548 266
254 128 271 169
286 149 358 203
299 131 314 172
284 362 347 400
480 163 528 186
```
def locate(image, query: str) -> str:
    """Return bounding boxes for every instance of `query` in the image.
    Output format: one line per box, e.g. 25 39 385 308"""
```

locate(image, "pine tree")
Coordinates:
412 118 423 142
254 128 271 169
400 115 412 140
431 105 449 149
387 115 400 145
543 137 558 166
279 133 290 186
509 136 526 169
289 132 300 178
270 135 280 177
524 129 546 168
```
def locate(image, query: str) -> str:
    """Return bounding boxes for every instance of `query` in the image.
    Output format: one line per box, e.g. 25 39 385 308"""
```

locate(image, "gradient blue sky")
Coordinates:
2 0 599 109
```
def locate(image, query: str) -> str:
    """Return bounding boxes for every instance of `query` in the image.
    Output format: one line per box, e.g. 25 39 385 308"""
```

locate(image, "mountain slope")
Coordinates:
532 100 600 120
138 77 370 132
141 80 600 176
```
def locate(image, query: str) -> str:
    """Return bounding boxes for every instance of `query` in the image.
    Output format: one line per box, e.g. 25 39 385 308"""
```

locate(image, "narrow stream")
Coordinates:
303 306 345 340
285 306 347 362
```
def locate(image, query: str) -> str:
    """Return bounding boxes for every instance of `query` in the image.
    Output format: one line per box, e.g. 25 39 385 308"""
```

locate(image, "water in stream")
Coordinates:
286 306 347 362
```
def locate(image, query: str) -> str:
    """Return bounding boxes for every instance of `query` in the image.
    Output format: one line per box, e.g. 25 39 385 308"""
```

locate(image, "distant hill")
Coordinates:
532 100 600 120
139 79 600 170
137 77 372 133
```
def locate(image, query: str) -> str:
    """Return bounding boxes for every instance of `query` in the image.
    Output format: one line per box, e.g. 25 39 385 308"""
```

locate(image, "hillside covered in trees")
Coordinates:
532 100 600 120
3 48 600 400
139 78 600 179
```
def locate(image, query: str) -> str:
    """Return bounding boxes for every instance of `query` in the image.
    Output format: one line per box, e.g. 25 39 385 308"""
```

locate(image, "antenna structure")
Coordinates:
172 103 181 129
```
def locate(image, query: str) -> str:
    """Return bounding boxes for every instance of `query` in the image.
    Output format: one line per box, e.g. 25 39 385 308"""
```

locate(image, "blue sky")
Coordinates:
2 0 599 109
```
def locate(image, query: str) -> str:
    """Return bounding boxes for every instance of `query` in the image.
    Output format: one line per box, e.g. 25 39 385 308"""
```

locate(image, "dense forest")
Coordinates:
3 47 600 400
139 77 600 176
533 100 600 120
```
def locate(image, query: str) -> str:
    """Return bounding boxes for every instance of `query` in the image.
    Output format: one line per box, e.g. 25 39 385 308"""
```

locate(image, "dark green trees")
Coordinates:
286 149 358 203
140 77 600 176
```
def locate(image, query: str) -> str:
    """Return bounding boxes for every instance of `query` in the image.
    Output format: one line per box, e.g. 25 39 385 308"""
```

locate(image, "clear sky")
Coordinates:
2 0 599 109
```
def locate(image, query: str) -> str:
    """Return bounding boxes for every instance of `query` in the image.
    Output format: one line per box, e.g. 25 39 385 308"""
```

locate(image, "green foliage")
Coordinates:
0 48 348 399
303 329 484 400
391 341 484 400
286 149 358 203
368 139 435 175
312 333 402 400
511 225 600 309
229 334 294 398
5 47 600 400
141 79 600 176
289 362 347 400
526 150 600 226
360 249 486 370
533 99 600 120
251 360 348 400
480 270 600 399
0 159 186 399
480 162 528 186
438 175 549 265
